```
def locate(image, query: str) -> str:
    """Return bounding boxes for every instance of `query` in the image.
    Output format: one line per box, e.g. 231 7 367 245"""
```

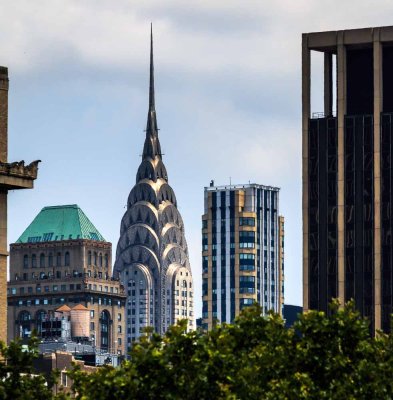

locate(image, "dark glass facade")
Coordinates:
308 117 338 312
381 113 393 331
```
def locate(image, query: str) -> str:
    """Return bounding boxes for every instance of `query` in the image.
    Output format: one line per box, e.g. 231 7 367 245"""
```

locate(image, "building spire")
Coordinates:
143 23 162 159
149 22 155 111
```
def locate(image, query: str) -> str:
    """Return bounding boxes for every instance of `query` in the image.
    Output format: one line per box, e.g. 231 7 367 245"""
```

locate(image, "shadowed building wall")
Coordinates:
303 26 393 333
0 67 39 342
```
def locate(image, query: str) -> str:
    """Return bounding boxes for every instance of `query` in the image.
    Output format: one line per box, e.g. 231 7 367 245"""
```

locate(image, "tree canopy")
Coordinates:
70 301 393 400
3 302 393 399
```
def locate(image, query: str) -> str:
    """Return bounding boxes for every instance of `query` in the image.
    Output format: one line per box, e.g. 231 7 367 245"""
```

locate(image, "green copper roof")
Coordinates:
16 204 106 243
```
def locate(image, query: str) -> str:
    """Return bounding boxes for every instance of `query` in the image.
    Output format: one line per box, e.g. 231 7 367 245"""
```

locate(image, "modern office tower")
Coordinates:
7 205 126 355
202 183 284 329
302 25 393 333
114 29 194 349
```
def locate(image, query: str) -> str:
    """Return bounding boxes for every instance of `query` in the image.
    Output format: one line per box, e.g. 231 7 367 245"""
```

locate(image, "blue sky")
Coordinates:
2 0 393 318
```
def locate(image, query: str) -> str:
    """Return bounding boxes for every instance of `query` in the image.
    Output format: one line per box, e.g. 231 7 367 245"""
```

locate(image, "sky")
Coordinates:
1 0 393 318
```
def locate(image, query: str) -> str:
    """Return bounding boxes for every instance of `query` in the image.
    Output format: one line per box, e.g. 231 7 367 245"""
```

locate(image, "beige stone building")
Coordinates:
7 204 126 354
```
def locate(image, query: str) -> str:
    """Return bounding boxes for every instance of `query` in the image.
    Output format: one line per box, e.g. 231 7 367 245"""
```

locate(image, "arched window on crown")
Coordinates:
94 252 97 266
99 253 103 268
104 254 109 268
64 252 70 267
56 252 61 267
40 253 45 268
88 251 92 265
31 254 37 268
48 253 53 267
23 255 28 269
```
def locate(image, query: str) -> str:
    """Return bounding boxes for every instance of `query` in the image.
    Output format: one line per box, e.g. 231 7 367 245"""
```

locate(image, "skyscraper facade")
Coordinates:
114 29 194 348
302 25 393 333
202 183 284 330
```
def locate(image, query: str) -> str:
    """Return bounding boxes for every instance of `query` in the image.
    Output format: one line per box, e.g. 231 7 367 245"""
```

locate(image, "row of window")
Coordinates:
9 282 120 295
202 217 256 229
87 251 109 267
10 296 122 307
14 269 113 282
23 252 71 269
22 251 109 269
175 280 192 288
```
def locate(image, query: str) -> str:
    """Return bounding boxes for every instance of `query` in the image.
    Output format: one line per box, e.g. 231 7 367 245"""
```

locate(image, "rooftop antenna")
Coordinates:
229 177 232 185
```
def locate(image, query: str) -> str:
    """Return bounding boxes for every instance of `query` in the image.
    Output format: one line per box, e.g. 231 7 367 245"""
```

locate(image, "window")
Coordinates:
11 288 16 295
90 310 94 318
118 338 122 346
31 254 37 268
239 217 255 226
56 252 61 267
90 322 95 330
53 285 58 292
61 284 66 291
239 276 255 294
100 311 110 350
88 251 92 265
105 254 109 268
117 325 122 333
64 252 70 266
118 313 121 321
99 253 103 267
61 371 67 387
56 271 61 279
40 253 45 268
202 233 208 251
240 298 254 309
48 253 53 267
23 255 28 269
239 231 255 248
94 252 97 266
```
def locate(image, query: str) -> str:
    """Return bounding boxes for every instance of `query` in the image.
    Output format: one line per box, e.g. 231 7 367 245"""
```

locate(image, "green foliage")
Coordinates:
4 303 393 399
69 301 393 400
0 336 65 400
